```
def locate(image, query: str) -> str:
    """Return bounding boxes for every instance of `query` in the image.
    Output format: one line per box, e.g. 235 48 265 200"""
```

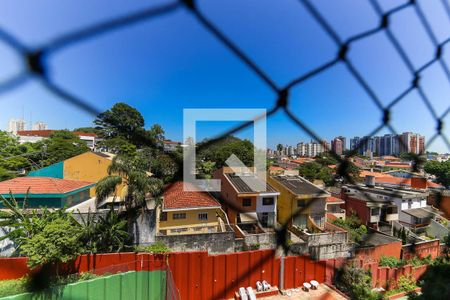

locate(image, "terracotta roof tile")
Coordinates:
326 196 344 203
375 177 443 189
163 182 221 210
0 177 94 195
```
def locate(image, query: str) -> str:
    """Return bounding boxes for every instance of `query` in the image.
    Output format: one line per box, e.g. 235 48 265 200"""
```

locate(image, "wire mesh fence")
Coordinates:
1 0 450 298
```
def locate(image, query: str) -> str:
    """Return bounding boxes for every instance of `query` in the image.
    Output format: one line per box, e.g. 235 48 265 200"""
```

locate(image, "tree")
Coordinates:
424 160 450 187
199 161 216 179
335 265 381 300
197 136 254 170
297 162 334 186
315 153 338 166
79 209 129 254
21 218 82 269
276 144 283 152
30 130 89 167
94 103 145 139
96 154 163 211
73 127 102 135
410 258 450 299
0 131 36 179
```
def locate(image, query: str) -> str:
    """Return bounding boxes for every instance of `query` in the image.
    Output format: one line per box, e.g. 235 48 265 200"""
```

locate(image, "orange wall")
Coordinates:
0 250 438 297
356 241 403 262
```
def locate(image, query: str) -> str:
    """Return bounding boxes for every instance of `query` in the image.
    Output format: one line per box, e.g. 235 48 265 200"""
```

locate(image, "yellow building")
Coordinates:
268 175 328 229
157 182 227 236
29 151 115 197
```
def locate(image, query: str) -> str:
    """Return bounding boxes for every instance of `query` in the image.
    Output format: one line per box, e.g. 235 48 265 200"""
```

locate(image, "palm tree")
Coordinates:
95 154 163 243
96 154 163 210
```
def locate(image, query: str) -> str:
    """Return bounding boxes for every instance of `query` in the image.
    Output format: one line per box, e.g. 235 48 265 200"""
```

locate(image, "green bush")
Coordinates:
135 242 171 254
249 243 260 250
379 256 402 268
335 265 381 300
379 255 433 269
385 275 417 297
21 218 83 269
331 215 367 244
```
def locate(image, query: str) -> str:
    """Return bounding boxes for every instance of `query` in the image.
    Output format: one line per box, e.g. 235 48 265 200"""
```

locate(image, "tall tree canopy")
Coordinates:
94 102 145 140
94 102 165 151
424 160 450 187
197 136 254 169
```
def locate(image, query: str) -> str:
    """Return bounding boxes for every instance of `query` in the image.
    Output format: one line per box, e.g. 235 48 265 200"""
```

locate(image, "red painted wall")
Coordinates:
402 240 440 260
343 196 370 224
356 241 403 262
0 250 437 299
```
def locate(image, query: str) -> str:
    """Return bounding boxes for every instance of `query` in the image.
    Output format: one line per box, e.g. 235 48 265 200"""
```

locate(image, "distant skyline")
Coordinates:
1 0 449 152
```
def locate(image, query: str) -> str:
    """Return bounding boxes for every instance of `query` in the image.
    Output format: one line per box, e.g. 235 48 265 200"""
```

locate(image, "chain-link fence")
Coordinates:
1 0 450 298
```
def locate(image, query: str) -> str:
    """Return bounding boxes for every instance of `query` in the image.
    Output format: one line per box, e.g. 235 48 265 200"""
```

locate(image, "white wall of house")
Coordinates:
256 193 278 213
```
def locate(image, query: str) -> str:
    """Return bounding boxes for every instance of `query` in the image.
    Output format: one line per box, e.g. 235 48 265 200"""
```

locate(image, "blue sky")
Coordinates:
0 0 449 152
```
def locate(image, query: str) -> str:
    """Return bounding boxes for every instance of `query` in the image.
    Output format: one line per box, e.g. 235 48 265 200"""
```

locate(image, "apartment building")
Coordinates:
213 167 279 228
268 174 328 229
341 177 437 229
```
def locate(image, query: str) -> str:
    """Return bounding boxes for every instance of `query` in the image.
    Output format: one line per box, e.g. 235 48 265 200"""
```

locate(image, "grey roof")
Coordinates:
271 175 325 196
344 184 428 202
358 232 401 248
225 173 278 193
403 208 434 219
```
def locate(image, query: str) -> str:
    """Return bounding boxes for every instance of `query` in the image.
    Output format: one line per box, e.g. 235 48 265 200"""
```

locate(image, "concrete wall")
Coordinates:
243 232 278 250
0 227 14 257
155 227 235 254
427 219 449 240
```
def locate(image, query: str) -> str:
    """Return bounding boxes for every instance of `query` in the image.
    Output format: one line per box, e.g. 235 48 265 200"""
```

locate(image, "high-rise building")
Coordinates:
350 136 360 152
331 138 344 156
335 136 347 151
32 122 48 130
8 119 26 134
296 142 307 156
350 132 425 156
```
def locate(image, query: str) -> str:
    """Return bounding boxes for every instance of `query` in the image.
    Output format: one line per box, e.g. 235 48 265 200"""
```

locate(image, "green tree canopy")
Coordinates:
197 136 254 170
297 162 334 186
424 160 450 187
0 131 38 180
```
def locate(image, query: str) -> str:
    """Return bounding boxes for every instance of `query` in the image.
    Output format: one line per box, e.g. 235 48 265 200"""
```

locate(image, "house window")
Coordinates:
171 228 188 233
371 208 380 216
198 213 208 220
160 212 167 221
262 197 274 206
173 213 186 220
297 200 306 208
386 206 398 214
242 198 252 207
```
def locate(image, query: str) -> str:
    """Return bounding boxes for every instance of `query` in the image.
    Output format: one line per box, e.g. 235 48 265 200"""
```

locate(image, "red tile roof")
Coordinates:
360 170 394 178
326 196 344 203
163 181 221 210
0 177 93 195
17 130 97 137
375 177 443 189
